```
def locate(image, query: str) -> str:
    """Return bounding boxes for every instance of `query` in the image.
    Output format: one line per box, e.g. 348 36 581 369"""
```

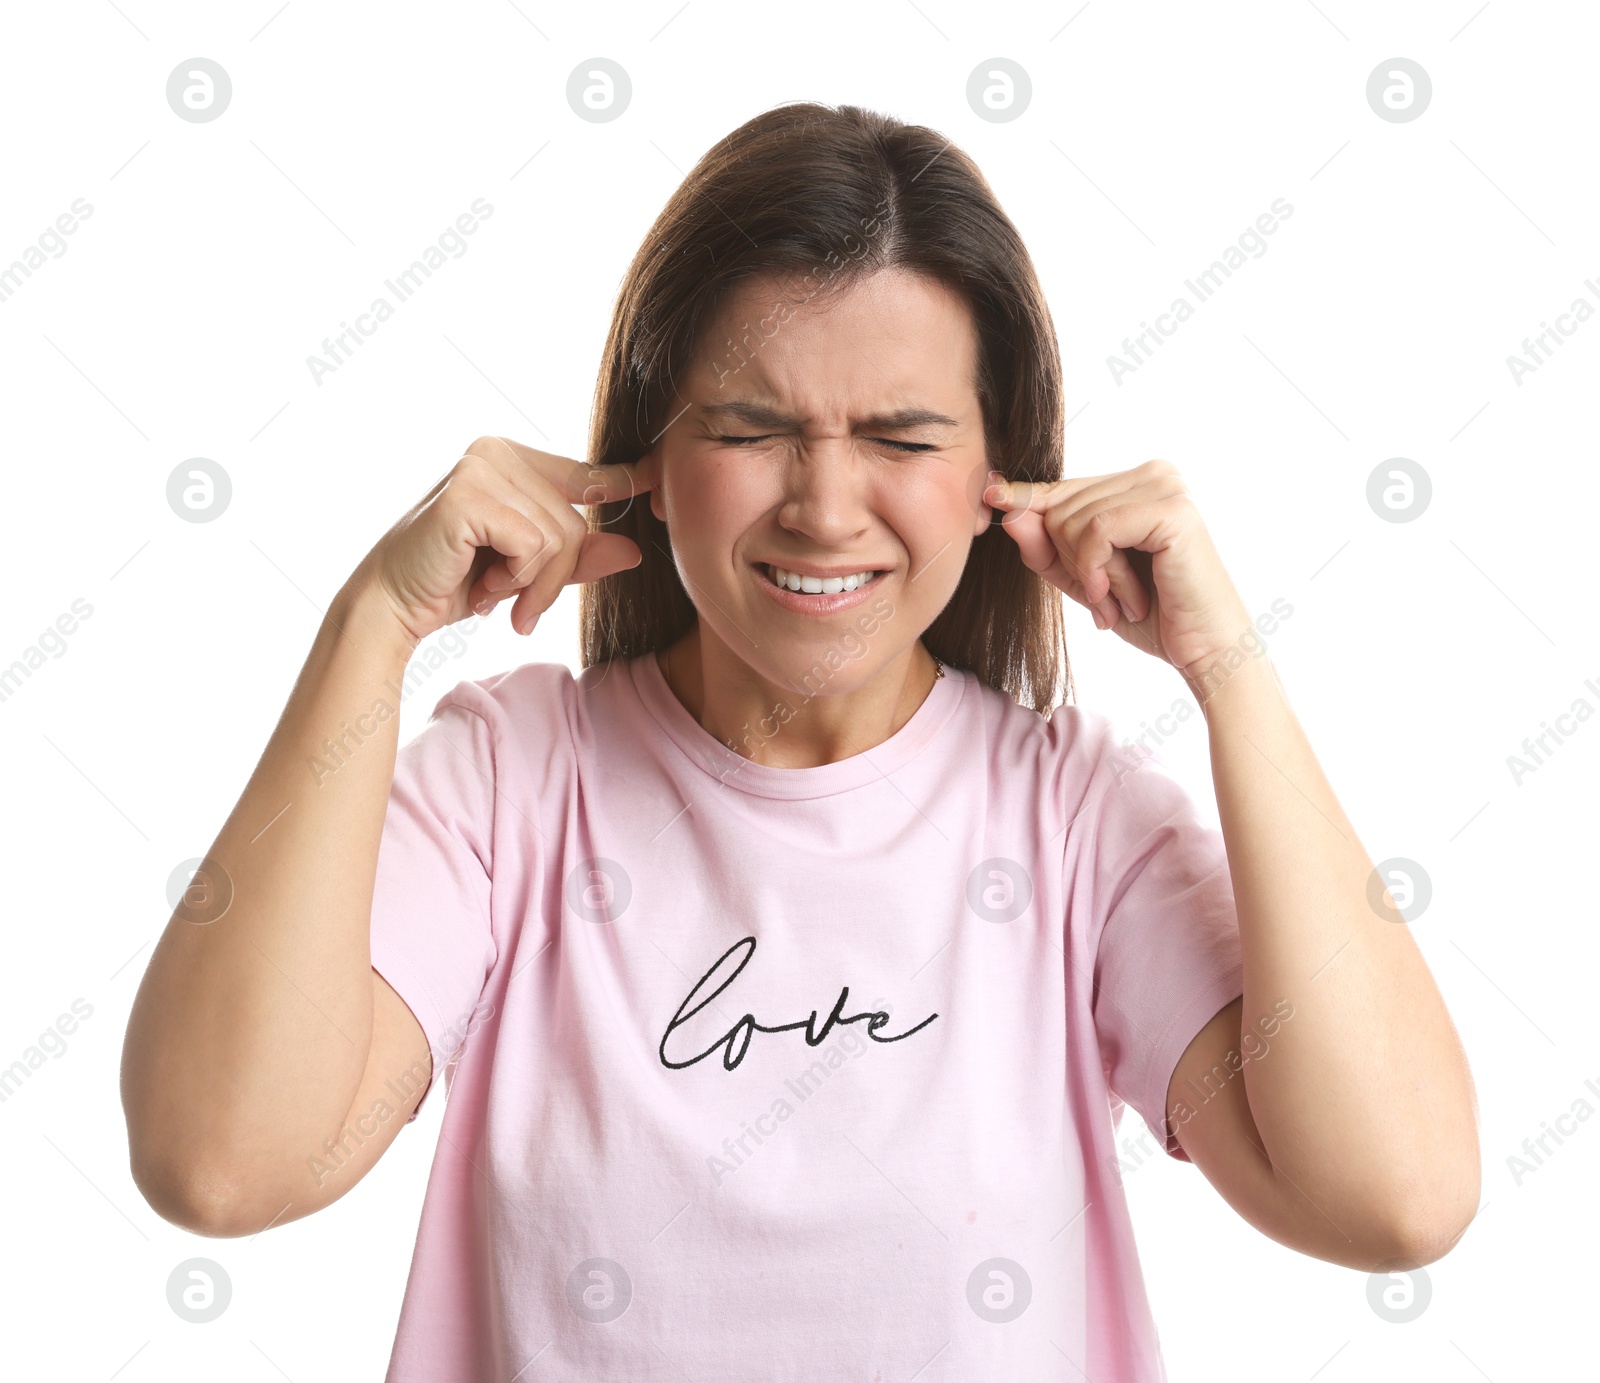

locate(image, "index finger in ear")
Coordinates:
469 435 655 508
983 475 1048 513
564 452 658 506
983 472 1114 513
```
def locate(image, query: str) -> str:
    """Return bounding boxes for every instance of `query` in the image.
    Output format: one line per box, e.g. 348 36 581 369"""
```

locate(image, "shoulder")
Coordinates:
418 658 576 731
954 671 1194 845
957 671 1126 785
415 656 644 761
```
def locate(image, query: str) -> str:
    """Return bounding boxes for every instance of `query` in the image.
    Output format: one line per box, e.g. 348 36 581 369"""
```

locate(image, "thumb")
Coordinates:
984 473 1062 572
568 531 643 584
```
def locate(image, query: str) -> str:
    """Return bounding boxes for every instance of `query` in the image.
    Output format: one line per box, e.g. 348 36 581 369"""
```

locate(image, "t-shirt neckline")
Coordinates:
628 647 968 801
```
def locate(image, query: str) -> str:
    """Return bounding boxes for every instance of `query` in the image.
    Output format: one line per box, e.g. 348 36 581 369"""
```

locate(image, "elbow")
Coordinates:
123 1085 260 1237
1366 1155 1482 1270
1386 1200 1477 1269
129 1152 256 1239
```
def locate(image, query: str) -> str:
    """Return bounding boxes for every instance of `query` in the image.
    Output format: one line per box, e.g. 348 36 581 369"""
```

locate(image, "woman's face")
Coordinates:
647 266 992 693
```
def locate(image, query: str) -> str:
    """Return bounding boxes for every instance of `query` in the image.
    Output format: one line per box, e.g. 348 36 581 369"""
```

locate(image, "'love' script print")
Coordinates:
659 935 940 1071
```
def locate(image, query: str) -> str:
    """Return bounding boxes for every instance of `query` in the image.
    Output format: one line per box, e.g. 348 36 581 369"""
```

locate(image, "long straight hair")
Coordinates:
578 102 1071 714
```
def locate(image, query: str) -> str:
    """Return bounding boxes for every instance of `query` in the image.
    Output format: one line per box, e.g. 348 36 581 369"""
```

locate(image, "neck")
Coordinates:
656 623 942 769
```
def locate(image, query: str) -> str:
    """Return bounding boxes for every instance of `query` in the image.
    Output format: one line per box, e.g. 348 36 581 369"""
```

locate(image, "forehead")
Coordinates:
692 267 980 419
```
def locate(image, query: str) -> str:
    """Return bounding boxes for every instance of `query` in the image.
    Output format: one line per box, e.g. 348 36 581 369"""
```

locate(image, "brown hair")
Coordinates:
578 101 1071 714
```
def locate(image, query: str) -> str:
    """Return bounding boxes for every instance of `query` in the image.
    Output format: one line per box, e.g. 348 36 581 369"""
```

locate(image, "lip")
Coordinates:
752 561 889 616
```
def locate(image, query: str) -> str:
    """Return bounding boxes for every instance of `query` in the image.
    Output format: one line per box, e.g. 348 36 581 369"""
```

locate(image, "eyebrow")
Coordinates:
697 400 960 430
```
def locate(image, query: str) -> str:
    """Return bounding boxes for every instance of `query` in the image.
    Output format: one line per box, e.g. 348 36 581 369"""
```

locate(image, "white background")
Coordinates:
0 1 1594 1378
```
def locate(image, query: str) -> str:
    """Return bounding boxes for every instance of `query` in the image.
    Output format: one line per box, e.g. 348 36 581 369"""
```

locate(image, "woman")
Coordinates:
121 103 1479 1380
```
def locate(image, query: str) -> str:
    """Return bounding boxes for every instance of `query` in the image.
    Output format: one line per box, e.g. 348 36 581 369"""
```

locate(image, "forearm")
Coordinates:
122 565 419 1222
1190 649 1479 1258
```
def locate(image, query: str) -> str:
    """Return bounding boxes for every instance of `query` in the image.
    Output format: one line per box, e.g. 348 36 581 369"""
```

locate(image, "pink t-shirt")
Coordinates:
367 651 1243 1381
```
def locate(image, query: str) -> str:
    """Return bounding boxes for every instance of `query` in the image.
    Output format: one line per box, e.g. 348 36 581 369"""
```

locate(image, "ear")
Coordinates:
972 460 994 538
630 445 665 522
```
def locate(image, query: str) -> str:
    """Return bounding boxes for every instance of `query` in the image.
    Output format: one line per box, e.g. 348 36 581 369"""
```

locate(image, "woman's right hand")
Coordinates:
358 435 656 646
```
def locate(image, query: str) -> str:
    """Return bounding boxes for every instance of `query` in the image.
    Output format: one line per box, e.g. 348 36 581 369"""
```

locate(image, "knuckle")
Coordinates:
510 526 548 580
1083 508 1116 539
436 471 480 513
446 453 492 493
555 505 588 541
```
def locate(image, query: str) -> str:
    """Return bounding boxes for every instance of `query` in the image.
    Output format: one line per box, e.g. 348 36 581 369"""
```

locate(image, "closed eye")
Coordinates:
713 434 935 454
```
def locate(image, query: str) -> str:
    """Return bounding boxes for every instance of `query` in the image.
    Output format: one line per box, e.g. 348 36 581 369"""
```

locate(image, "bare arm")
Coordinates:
1167 652 1480 1270
982 458 1479 1269
121 568 431 1235
120 437 652 1237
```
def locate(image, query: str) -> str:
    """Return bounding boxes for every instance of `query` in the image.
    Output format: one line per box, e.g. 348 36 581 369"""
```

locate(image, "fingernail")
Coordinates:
1118 598 1135 623
473 596 491 615
1092 606 1108 630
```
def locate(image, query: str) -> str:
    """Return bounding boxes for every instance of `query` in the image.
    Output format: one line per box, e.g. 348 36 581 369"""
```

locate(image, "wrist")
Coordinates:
1181 642 1279 718
330 565 421 670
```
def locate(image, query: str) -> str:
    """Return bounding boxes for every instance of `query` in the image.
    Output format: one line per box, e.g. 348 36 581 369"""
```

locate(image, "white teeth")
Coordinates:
768 565 877 594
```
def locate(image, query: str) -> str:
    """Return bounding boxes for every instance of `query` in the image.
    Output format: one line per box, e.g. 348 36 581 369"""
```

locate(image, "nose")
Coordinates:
775 441 872 548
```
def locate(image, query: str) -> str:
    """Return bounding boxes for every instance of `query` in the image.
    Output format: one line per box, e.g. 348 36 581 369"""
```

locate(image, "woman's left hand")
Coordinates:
983 459 1253 678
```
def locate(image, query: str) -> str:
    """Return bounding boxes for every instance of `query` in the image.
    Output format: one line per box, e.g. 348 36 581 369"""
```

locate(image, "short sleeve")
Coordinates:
1084 734 1244 1163
370 688 499 1125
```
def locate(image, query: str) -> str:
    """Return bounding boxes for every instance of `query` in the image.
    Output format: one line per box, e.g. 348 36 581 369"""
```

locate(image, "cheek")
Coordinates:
879 464 983 542
665 454 770 547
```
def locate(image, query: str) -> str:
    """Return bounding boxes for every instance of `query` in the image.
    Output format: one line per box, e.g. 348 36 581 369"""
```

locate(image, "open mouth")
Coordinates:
762 564 885 594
